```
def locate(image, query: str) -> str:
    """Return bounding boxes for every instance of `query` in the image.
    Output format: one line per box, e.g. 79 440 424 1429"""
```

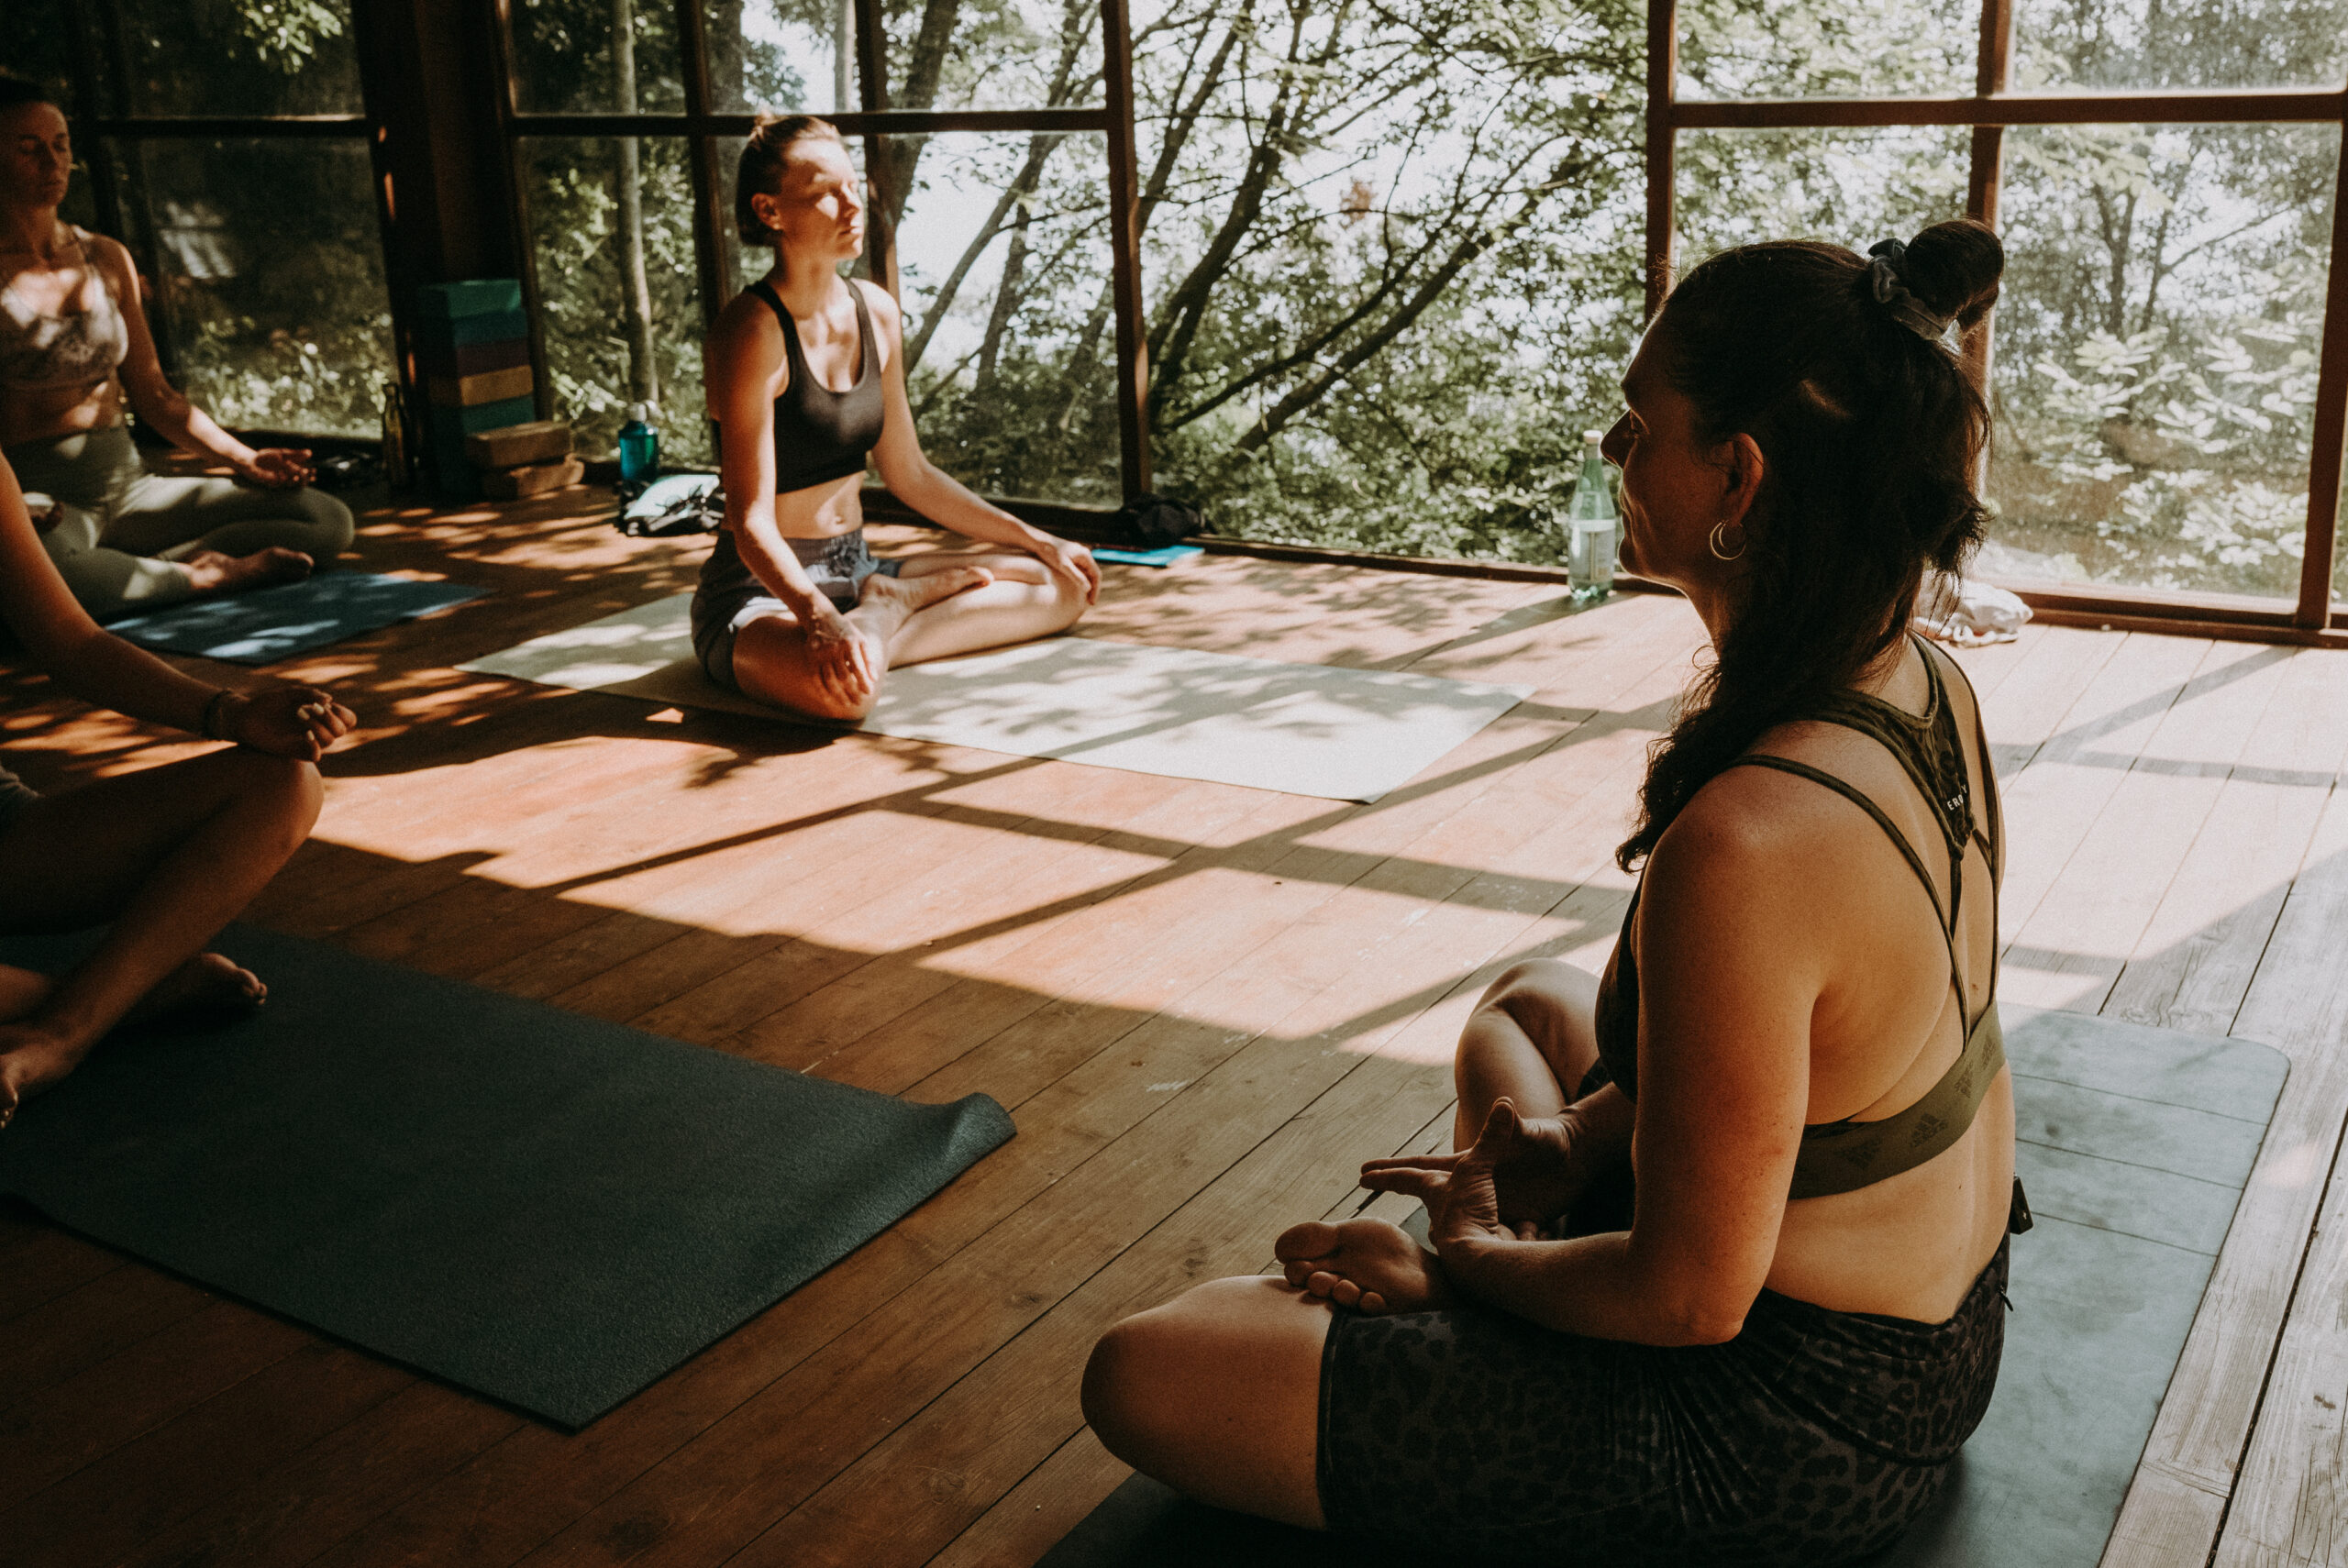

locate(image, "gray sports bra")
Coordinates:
0 227 130 393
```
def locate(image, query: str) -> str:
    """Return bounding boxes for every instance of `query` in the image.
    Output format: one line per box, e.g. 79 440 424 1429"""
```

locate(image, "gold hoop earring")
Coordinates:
1709 520 1747 562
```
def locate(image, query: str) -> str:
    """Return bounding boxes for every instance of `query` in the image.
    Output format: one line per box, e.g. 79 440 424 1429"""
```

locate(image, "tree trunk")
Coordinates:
611 0 659 407
977 203 1031 389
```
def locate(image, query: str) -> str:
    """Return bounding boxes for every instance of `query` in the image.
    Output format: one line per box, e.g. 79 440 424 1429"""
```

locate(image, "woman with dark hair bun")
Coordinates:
692 114 1097 721
1081 219 2021 1565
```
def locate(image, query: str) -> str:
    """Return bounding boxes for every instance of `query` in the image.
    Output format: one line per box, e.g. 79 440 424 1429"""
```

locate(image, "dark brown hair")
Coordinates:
1617 217 2005 871
0 75 61 115
735 114 847 248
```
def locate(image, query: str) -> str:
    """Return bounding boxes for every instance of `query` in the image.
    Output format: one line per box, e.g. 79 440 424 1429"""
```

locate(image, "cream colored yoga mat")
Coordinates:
460 592 1532 802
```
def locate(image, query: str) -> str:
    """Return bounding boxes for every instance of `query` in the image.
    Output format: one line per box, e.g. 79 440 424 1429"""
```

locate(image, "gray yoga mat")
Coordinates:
1041 1006 2287 1567
105 571 483 663
459 593 1531 802
0 924 1013 1429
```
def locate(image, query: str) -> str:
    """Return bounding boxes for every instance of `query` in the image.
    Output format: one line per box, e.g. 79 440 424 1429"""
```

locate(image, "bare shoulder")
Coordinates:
849 276 903 332
713 283 782 348
80 229 138 288
1645 766 1849 917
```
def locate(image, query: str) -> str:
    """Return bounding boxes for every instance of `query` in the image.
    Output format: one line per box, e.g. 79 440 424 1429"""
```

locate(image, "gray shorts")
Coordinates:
689 527 901 690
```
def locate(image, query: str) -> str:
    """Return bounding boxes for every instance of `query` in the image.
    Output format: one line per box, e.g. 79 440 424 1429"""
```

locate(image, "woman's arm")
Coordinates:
0 454 351 758
1390 791 1822 1345
94 236 311 487
860 282 1098 603
705 293 875 708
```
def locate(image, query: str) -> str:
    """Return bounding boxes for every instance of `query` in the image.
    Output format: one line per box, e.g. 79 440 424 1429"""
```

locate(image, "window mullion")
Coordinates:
2298 146 2348 625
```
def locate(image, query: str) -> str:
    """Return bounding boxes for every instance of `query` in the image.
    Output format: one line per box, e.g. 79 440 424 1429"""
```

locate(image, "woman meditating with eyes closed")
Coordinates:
692 116 1098 723
1081 219 2021 1565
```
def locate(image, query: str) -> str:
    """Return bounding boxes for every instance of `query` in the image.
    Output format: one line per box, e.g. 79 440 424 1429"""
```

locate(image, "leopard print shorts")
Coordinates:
1317 1239 2008 1566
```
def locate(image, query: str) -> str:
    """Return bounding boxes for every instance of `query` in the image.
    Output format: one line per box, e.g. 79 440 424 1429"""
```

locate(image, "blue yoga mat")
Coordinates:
1092 545 1205 568
0 925 1015 1428
105 572 483 663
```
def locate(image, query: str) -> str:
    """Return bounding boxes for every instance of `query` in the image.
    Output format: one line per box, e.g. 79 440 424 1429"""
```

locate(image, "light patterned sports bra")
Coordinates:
0 226 130 393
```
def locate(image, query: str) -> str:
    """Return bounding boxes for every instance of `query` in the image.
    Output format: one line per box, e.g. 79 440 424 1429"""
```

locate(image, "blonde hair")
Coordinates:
736 114 847 248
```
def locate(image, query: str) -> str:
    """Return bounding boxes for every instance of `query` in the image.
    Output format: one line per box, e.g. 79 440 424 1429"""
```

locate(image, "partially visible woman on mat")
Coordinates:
0 446 354 1130
1082 219 2021 1566
0 75 354 620
692 115 1098 722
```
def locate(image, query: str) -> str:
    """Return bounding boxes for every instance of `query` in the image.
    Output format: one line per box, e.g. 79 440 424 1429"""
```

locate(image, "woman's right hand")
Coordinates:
1361 1100 1597 1231
226 684 356 761
799 601 879 712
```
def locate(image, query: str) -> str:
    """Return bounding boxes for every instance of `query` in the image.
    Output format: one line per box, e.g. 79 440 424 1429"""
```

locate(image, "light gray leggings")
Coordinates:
6 424 354 618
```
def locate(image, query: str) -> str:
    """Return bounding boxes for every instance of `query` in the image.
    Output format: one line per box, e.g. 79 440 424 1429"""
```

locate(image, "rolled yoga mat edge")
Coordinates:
0 924 1015 1429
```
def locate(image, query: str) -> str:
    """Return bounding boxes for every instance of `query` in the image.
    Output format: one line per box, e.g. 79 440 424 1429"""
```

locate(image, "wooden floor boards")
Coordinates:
4 490 2347 1568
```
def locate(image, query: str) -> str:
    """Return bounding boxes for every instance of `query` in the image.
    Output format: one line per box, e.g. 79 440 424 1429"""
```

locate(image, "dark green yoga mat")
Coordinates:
0 924 1013 1429
1041 1007 2287 1567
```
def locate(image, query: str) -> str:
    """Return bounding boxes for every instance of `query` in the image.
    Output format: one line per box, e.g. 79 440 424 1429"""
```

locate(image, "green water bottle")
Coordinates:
618 403 659 485
1567 430 1619 602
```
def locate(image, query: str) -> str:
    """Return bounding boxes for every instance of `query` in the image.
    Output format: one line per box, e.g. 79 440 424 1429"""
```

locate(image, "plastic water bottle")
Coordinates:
617 403 659 485
1566 430 1619 601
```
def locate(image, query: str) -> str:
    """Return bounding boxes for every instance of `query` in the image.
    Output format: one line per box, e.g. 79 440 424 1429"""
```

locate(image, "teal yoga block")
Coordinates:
417 278 525 320
455 395 537 434
416 310 530 353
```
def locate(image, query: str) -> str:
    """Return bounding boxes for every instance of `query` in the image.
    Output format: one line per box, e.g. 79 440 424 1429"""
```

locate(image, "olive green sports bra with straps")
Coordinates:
1590 635 2007 1200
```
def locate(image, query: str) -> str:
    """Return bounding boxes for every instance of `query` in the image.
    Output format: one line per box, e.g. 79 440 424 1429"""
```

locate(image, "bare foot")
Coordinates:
849 564 994 635
124 952 268 1027
183 547 315 596
1274 1218 1456 1315
0 1022 90 1132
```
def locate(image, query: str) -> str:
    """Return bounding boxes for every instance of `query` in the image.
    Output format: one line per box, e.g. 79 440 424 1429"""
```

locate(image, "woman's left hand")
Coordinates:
227 684 357 761
1364 1099 1545 1257
1031 536 1101 604
238 448 316 489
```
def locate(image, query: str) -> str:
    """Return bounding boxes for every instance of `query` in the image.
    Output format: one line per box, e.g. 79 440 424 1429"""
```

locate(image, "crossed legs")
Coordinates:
1080 958 1604 1529
0 747 322 1127
731 551 1087 722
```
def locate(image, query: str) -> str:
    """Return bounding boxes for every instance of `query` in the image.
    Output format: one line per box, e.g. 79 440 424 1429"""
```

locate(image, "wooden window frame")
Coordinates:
1645 0 2348 641
487 0 1152 503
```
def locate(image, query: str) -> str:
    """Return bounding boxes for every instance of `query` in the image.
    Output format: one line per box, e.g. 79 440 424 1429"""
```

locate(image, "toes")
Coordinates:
1328 1276 1363 1309
1274 1220 1341 1264
1359 1290 1387 1315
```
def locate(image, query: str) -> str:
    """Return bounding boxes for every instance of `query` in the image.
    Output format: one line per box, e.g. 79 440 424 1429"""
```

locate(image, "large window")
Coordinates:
493 0 1145 494
20 0 395 438
1656 0 2348 635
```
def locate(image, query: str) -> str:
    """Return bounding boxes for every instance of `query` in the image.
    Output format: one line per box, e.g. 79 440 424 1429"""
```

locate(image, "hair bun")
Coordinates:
1898 218 2003 331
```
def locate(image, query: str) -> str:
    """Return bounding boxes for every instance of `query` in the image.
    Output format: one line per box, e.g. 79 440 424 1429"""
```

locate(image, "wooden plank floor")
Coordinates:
5 490 2348 1568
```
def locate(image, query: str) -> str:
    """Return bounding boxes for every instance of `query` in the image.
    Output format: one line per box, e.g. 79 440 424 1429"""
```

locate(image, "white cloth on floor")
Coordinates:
1915 576 2032 647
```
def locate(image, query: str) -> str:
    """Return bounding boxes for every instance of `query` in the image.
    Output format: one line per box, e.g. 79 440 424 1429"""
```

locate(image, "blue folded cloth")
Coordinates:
1092 545 1205 567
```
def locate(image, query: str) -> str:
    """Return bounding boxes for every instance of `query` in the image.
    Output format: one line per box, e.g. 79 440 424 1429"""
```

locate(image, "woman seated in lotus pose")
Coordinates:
0 446 353 1129
693 116 1098 722
0 76 355 619
1082 219 2020 1565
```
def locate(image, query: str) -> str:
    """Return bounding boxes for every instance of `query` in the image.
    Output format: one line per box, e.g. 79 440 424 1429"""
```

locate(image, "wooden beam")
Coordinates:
497 107 1115 137
671 0 731 332
2295 133 2348 627
80 116 372 137
852 0 899 297
1674 86 2348 130
1643 0 1678 320
1100 0 1150 499
1962 0 2013 414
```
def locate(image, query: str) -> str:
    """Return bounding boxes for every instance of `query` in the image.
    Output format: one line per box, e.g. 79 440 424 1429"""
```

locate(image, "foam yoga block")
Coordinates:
1038 1007 2287 1568
0 925 1017 1429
